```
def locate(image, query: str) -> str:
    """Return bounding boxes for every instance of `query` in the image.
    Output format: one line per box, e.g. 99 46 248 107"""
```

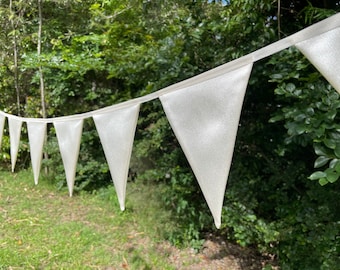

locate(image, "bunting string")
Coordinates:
0 13 339 228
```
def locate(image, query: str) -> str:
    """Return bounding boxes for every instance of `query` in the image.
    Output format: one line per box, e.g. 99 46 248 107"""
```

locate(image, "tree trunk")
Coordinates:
38 0 46 119
38 0 49 173
9 0 20 115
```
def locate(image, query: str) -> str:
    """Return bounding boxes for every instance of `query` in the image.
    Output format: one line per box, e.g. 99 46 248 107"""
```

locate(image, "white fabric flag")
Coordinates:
8 117 23 173
295 28 340 94
160 64 253 228
93 104 140 211
54 119 83 196
27 121 47 185
0 115 5 149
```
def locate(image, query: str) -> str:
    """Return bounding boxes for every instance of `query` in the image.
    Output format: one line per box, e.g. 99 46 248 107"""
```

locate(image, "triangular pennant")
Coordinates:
54 119 83 196
27 121 47 185
0 114 5 149
160 64 253 228
93 104 140 211
295 28 340 93
8 117 23 173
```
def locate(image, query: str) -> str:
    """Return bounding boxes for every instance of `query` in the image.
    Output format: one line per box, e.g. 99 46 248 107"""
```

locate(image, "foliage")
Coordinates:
256 43 339 268
0 1 339 269
267 47 340 186
275 181 340 270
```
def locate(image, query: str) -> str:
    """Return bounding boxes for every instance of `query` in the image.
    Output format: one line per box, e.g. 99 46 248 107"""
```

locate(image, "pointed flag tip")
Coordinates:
214 218 221 229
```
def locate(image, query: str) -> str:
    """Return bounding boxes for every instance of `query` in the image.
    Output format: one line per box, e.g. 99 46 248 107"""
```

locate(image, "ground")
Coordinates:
117 231 278 270
0 170 278 269
163 234 277 270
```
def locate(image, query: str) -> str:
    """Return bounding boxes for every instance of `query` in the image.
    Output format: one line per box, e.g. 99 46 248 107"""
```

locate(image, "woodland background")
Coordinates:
0 0 339 269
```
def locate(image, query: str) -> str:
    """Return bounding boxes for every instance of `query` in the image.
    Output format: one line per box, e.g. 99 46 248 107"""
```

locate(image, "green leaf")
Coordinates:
324 138 336 149
335 144 340 159
270 74 283 80
286 83 296 92
329 131 340 140
306 107 315 116
294 113 306 122
335 161 340 173
325 168 339 183
293 89 302 96
328 175 339 183
318 178 328 186
309 171 327 180
330 159 339 168
314 156 330 168
274 87 286 95
268 114 284 123
295 123 306 135
314 144 329 156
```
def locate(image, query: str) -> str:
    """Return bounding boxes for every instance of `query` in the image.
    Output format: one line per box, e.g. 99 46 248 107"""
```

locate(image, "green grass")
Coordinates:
0 169 177 269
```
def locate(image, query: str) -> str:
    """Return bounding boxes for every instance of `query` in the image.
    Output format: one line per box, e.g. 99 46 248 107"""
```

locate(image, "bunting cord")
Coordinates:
1 12 339 123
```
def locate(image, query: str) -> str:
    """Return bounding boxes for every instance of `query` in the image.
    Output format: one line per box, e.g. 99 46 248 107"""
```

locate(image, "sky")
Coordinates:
208 0 229 5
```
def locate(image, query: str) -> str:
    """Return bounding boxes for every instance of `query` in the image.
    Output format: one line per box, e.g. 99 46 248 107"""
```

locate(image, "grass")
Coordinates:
0 169 178 269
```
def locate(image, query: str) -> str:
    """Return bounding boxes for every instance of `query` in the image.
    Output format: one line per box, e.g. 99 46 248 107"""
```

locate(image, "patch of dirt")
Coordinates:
159 234 278 270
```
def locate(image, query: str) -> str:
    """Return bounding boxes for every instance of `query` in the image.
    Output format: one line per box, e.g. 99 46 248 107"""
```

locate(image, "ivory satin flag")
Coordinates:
295 27 340 94
160 63 253 228
8 117 23 173
54 119 84 196
93 104 140 211
27 121 47 185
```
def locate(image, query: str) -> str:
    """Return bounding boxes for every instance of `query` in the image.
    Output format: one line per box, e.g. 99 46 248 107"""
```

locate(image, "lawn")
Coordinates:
0 169 177 269
0 169 276 270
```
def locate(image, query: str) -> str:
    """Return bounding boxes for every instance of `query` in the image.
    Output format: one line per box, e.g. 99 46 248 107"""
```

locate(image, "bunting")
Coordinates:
160 64 253 228
0 13 339 227
8 117 22 173
54 119 84 197
93 104 140 211
27 121 47 185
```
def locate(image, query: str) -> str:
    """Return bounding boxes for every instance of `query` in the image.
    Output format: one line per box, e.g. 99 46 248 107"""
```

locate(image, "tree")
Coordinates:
0 1 339 268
